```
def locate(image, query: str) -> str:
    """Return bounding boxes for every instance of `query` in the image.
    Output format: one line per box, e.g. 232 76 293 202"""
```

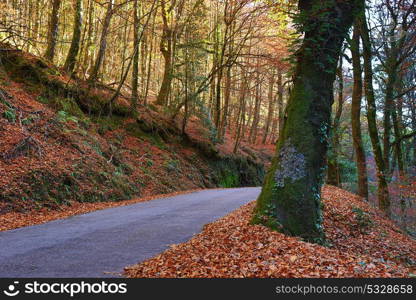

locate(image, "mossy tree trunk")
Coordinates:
131 0 141 111
413 114 416 167
391 102 404 176
262 72 275 144
44 0 62 61
220 64 232 140
88 0 114 83
358 10 390 214
382 67 397 177
277 71 284 136
327 61 344 187
411 104 416 166
155 0 174 106
249 60 262 144
233 72 248 153
351 24 369 199
64 0 83 73
79 0 94 78
253 0 361 243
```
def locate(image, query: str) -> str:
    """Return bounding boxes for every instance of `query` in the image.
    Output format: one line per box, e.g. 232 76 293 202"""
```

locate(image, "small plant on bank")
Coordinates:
3 108 16 123
56 110 78 124
352 206 373 233
252 202 283 231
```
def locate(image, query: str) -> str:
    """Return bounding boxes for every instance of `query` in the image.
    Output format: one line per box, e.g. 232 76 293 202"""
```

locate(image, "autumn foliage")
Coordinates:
125 186 416 278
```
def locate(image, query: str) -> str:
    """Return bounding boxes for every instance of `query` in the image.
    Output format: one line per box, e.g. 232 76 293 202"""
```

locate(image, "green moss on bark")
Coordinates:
253 0 361 244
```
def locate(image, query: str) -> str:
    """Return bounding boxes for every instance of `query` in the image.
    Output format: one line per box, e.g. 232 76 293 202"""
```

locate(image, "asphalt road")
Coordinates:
0 187 260 277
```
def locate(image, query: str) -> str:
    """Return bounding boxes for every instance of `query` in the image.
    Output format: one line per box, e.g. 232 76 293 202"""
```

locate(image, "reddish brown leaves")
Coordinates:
124 186 416 278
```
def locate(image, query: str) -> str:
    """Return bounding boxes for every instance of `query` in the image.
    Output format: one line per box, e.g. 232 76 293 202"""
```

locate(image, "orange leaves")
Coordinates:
289 255 298 263
125 186 416 278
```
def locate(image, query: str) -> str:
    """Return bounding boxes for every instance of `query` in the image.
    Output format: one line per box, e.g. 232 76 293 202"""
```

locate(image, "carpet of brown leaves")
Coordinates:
125 185 416 278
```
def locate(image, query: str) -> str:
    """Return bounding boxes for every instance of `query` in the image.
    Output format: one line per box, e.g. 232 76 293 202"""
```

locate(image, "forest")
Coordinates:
0 0 415 279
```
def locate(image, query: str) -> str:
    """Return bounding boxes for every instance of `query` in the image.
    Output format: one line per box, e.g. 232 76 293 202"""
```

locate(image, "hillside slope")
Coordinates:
0 44 271 218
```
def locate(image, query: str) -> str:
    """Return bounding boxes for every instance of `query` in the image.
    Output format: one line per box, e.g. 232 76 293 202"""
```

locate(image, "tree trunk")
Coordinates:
383 72 397 177
88 0 114 83
249 78 262 144
220 65 232 140
351 24 369 199
214 68 223 134
44 0 62 61
411 103 416 166
32 0 40 53
391 102 404 176
155 0 173 106
156 42 173 106
253 0 360 243
144 8 157 105
64 0 83 73
413 115 416 167
131 0 141 111
382 29 401 177
269 103 279 144
79 0 94 79
214 12 231 137
106 0 157 114
249 64 261 144
359 10 390 214
233 76 247 153
327 62 343 187
182 30 190 135
262 72 275 144
277 72 284 135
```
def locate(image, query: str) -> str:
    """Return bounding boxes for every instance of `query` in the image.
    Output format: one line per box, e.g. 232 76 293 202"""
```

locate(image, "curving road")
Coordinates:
0 187 260 277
